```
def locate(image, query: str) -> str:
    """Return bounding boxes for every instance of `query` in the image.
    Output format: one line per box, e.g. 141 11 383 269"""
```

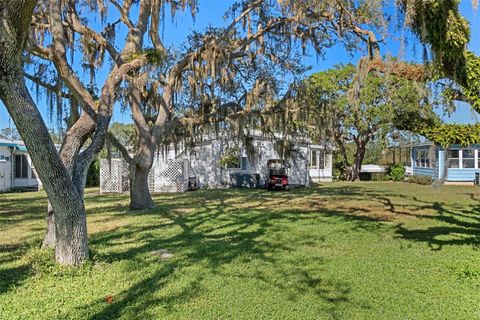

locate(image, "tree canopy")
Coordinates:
303 64 438 180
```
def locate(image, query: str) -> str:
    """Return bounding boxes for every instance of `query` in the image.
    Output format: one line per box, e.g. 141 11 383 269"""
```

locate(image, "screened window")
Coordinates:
416 150 431 168
310 150 318 169
447 150 459 168
462 149 475 168
310 150 326 169
318 150 325 169
15 155 28 178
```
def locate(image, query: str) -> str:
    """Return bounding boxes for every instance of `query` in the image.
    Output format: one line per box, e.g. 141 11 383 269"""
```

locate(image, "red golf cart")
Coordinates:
266 159 289 190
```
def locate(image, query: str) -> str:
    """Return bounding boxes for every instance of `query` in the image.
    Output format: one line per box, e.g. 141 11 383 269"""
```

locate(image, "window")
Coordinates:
15 155 28 178
241 157 247 170
318 150 325 169
462 149 475 168
310 150 317 169
416 150 431 168
447 150 459 168
310 150 326 169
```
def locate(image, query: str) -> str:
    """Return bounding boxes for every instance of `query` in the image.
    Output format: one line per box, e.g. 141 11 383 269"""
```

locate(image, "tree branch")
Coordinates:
106 132 136 164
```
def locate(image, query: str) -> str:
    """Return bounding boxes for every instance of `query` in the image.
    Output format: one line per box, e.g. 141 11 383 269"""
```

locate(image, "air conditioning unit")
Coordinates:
475 172 480 186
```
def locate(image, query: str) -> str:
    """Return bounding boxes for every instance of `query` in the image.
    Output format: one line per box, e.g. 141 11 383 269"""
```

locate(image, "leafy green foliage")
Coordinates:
304 64 436 180
419 123 480 147
384 163 405 181
401 1 480 145
408 175 434 185
218 146 240 168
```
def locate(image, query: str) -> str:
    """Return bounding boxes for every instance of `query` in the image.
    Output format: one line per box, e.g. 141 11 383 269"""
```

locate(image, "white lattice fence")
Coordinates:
100 159 124 193
101 158 186 194
154 159 186 193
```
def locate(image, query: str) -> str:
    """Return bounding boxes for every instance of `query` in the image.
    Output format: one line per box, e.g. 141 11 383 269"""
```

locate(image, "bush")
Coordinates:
86 158 100 187
384 163 405 181
408 175 433 185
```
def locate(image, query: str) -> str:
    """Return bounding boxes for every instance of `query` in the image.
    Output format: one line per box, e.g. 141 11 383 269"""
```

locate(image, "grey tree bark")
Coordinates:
129 163 155 210
0 0 90 265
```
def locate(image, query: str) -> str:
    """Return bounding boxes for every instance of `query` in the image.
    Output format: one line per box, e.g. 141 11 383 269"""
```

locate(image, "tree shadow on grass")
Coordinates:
314 183 480 251
80 190 375 319
4 183 479 318
0 263 30 295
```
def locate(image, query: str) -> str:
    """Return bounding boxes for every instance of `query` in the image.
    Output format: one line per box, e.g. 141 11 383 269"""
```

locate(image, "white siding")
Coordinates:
0 147 12 192
101 135 334 193
309 151 333 182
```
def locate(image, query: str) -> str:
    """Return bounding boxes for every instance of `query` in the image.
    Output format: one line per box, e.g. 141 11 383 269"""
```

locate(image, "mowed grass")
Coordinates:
0 182 480 320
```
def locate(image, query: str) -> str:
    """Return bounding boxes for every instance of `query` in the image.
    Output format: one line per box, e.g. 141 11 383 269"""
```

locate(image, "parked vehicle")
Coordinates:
266 159 289 190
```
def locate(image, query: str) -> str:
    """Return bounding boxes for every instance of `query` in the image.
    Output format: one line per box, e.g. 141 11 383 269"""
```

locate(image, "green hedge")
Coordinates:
408 175 433 185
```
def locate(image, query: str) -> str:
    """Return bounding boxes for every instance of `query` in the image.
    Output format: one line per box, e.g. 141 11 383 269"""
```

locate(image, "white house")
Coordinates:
100 130 333 194
0 137 42 192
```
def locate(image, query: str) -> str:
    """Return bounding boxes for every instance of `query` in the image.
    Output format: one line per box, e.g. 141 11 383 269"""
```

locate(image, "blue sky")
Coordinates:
1 0 479 131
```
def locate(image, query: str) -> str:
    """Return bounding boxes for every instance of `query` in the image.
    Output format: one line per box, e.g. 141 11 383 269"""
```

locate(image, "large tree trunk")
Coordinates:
129 163 154 210
349 139 368 182
109 123 157 210
0 1 89 265
333 132 351 180
0 76 89 265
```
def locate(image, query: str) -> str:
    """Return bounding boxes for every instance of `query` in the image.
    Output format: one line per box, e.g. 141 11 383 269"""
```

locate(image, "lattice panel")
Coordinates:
154 159 185 193
101 158 186 194
100 159 123 193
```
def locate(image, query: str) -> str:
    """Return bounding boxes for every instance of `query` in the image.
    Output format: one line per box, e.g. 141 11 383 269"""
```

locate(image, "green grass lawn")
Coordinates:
0 182 479 319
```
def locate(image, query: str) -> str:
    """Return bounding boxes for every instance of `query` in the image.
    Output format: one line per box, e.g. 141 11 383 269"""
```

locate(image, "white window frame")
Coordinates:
447 149 460 169
477 149 479 169
416 150 431 168
461 149 475 169
448 149 480 169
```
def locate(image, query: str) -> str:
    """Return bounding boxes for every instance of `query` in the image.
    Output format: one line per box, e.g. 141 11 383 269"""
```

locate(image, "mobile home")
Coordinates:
100 131 333 193
409 143 480 184
0 137 42 192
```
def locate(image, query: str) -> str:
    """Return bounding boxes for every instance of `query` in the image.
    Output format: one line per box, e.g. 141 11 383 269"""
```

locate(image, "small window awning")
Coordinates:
15 145 27 152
